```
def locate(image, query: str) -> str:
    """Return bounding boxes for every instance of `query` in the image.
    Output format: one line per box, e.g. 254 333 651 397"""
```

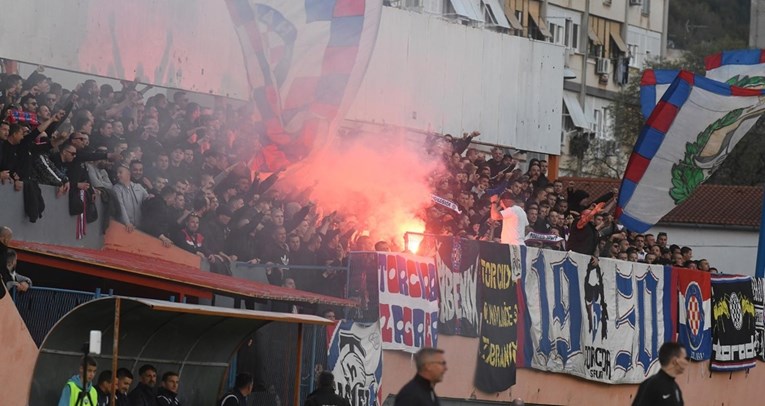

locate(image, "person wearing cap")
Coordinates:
490 191 528 246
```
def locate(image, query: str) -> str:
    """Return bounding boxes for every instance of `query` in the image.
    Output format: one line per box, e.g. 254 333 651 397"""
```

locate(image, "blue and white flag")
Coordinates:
327 320 383 406
521 248 674 384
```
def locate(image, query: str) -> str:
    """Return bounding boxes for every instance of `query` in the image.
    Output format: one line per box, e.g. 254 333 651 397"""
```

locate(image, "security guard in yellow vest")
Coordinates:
57 355 99 406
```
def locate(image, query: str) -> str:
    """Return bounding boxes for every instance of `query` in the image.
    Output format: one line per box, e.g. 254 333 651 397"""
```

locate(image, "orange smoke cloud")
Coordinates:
280 130 439 248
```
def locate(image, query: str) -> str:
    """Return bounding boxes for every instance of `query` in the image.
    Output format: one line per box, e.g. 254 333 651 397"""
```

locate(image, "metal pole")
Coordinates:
110 297 121 406
293 324 304 406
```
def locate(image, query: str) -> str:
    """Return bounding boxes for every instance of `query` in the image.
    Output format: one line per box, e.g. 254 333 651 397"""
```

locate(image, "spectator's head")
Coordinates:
619 239 630 252
170 146 184 164
161 371 180 394
287 233 301 252
681 246 693 261
174 179 190 195
7 123 28 145
593 213 605 229
73 115 93 136
60 142 78 163
539 159 548 174
673 253 684 266
510 180 523 195
526 207 538 224
321 308 337 321
97 370 113 392
617 252 628 261
283 277 296 289
154 176 169 192
216 206 232 225
499 191 517 209
20 94 38 112
183 148 194 164
115 165 131 185
6 249 17 271
138 364 157 387
375 240 390 252
36 104 51 121
113 120 125 136
658 341 688 377
155 153 170 171
186 214 200 232
271 208 285 226
98 120 113 138
234 373 254 396
129 160 143 183
528 164 541 180
634 235 645 249
698 259 710 272
0 226 13 246
0 121 10 141
414 347 447 384
273 226 287 244
476 176 489 191
174 193 186 210
645 253 657 264
645 233 655 247
490 147 503 161
70 132 89 150
160 186 178 205
684 260 697 270
651 245 661 257
657 232 668 247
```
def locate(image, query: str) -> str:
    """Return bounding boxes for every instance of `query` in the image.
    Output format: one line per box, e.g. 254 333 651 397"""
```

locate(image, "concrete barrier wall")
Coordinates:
383 335 765 405
0 184 103 248
0 292 38 406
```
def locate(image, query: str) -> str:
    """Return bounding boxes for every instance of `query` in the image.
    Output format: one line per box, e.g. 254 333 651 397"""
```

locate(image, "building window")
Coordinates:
564 20 580 51
642 0 650 16
593 109 603 138
628 44 638 67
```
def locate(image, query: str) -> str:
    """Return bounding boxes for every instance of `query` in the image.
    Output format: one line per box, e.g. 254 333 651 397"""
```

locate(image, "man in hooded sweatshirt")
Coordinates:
304 372 350 406
57 355 98 406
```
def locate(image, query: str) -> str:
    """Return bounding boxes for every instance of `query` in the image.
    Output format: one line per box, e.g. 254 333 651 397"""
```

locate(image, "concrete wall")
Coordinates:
383 335 765 405
649 225 759 276
347 7 564 154
0 184 103 249
0 292 38 406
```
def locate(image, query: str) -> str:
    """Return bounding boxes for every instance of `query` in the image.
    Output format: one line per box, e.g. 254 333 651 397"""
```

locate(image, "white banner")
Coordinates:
521 248 674 384
377 252 439 353
327 321 383 406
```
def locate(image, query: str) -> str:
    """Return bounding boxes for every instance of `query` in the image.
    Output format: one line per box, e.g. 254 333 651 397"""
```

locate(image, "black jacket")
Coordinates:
128 382 158 406
217 389 246 406
156 387 181 406
632 369 684 406
394 374 440 406
304 387 350 406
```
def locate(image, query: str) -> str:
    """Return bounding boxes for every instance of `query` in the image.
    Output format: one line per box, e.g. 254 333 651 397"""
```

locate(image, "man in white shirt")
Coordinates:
490 191 528 246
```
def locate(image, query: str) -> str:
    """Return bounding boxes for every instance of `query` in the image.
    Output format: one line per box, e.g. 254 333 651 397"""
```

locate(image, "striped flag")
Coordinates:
617 71 765 232
225 0 382 171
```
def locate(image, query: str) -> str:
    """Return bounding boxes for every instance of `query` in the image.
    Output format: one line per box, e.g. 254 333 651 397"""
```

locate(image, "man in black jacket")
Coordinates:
303 372 349 406
128 364 158 406
632 342 687 406
156 371 181 406
217 373 253 406
394 348 447 406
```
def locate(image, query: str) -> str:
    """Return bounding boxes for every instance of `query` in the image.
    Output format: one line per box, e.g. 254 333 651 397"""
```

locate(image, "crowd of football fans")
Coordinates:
0 66 717 303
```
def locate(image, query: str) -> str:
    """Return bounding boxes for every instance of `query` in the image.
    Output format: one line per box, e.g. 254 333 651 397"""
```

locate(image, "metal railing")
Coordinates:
12 286 103 346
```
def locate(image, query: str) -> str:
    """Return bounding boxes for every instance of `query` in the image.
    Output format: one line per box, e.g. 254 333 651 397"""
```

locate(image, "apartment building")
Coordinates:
386 0 668 175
